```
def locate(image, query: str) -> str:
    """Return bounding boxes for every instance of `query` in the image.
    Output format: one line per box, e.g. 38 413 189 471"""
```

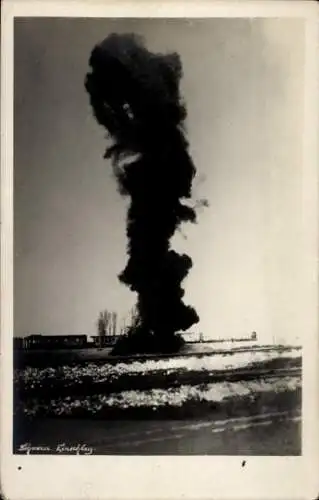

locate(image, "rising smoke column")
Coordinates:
85 34 200 346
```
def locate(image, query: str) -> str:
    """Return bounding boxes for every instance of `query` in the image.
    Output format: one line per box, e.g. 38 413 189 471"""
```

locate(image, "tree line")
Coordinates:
97 307 138 338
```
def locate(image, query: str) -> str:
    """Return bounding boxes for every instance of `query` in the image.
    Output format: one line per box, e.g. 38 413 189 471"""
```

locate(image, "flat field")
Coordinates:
14 344 302 454
14 345 301 418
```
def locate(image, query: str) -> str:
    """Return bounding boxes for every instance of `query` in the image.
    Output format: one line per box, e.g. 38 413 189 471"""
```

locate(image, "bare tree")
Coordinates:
97 311 107 337
97 309 120 342
111 312 118 336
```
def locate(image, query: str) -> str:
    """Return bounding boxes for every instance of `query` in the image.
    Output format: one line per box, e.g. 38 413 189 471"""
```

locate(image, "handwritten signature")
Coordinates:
17 442 94 455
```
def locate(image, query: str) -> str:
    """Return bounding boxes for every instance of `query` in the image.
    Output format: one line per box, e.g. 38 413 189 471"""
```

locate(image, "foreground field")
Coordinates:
15 384 301 454
14 346 301 454
15 375 300 419
15 347 301 396
14 346 301 419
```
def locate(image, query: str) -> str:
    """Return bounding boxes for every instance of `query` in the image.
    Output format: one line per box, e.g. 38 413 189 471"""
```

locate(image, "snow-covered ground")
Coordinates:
15 346 301 418
15 346 301 389
17 375 301 417
182 341 300 353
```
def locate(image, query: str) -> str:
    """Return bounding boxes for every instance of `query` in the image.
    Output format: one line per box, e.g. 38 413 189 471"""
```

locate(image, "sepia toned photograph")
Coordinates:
1 2 318 499
12 15 305 457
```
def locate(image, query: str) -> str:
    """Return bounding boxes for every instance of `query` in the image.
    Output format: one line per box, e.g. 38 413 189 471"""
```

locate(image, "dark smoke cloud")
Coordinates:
85 33 201 343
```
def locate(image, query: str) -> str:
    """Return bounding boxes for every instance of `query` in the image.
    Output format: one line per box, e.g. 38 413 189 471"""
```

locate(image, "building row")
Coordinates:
13 331 257 350
13 334 119 350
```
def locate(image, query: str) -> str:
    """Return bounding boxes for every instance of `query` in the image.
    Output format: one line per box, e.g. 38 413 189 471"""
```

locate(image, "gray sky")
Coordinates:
14 17 305 342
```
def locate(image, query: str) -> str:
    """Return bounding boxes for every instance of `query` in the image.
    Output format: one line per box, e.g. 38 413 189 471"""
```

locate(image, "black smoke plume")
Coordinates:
85 34 201 353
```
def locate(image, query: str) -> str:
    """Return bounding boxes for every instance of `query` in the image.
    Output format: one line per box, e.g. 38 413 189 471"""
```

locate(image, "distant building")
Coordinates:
22 334 87 349
192 332 258 344
90 335 118 347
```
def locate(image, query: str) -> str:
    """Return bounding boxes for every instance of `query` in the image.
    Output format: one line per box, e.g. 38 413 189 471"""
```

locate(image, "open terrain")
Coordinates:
14 344 301 454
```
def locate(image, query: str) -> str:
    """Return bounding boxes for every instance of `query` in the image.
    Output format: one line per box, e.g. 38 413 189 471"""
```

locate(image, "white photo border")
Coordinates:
1 1 318 499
